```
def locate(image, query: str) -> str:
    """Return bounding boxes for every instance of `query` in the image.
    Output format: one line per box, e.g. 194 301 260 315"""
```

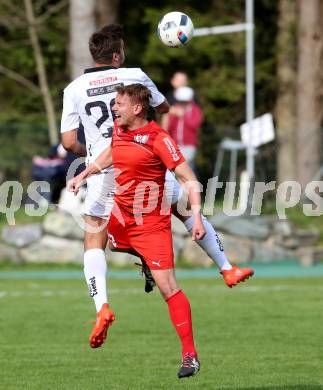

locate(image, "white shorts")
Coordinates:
164 170 183 206
82 169 115 219
179 145 197 165
83 170 183 219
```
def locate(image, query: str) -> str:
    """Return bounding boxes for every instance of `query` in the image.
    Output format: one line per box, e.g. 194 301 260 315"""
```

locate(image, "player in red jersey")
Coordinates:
69 84 204 378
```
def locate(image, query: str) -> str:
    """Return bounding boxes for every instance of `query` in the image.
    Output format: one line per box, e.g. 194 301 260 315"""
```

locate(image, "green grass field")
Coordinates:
0 275 323 390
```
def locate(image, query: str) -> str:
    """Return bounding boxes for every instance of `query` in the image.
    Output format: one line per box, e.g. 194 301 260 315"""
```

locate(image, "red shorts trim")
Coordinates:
107 209 174 270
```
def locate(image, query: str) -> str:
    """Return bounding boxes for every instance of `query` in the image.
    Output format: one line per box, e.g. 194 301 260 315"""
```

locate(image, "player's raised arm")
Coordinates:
173 161 205 241
68 146 113 194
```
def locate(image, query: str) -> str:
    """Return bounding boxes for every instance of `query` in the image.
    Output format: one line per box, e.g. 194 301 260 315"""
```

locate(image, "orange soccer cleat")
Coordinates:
89 303 115 348
220 265 254 288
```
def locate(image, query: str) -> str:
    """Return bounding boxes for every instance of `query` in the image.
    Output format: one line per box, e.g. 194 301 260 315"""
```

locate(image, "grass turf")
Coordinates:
0 276 322 389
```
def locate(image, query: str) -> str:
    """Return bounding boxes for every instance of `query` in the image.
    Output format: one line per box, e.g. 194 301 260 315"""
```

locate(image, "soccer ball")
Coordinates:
157 12 194 48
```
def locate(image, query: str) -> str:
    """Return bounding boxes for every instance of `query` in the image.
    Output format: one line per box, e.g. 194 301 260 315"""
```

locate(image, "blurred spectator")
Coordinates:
30 125 85 205
62 123 86 178
166 71 189 105
31 143 68 204
162 86 203 168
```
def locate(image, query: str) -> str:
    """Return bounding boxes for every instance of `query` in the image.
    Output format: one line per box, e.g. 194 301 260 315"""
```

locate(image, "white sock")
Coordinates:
84 249 108 312
183 215 232 271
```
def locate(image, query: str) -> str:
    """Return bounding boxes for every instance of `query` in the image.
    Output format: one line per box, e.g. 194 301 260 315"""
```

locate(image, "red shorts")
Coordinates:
107 207 174 270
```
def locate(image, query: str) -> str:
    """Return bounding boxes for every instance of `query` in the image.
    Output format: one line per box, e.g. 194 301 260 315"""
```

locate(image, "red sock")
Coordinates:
166 290 197 357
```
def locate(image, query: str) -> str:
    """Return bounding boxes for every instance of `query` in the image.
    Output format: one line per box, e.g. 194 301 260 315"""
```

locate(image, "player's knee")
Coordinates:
163 288 180 301
151 269 178 299
84 231 107 250
159 284 180 301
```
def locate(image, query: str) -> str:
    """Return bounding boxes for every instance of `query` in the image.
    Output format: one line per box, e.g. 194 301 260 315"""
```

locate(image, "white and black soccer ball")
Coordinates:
157 12 194 48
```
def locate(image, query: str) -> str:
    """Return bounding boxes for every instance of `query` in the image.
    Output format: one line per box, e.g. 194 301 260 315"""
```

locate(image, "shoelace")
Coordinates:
182 353 195 367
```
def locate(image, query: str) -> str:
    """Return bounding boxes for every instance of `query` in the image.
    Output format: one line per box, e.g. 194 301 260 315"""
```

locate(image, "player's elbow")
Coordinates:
174 161 196 183
155 100 170 114
62 141 76 153
61 132 77 152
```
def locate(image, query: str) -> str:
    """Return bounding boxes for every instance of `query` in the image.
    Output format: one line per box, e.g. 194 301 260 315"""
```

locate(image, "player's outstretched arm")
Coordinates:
68 146 113 194
173 162 206 241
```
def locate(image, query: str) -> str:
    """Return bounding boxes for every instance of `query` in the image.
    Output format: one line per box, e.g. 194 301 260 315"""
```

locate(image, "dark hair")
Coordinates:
115 84 151 116
89 24 124 64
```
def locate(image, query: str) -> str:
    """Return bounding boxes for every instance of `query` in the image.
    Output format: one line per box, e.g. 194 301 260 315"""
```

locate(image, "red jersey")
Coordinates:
167 102 203 147
111 120 185 215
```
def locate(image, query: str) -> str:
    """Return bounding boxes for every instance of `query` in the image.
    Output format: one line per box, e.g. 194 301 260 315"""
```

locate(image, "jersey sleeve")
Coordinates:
153 132 185 170
140 71 166 108
60 86 80 133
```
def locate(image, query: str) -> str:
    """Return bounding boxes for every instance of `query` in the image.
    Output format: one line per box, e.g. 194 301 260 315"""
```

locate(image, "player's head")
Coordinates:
113 84 151 127
89 24 125 66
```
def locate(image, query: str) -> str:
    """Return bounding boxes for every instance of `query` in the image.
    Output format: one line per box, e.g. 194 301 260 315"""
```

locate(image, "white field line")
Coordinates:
0 284 323 298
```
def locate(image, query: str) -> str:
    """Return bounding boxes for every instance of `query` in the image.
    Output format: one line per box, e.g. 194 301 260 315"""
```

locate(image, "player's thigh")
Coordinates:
127 216 174 270
164 170 193 221
164 170 183 205
83 171 115 219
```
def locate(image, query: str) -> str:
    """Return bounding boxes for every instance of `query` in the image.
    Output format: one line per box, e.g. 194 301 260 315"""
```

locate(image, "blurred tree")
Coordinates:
140 2 278 185
96 0 120 27
0 63 40 95
142 7 246 126
276 0 297 184
0 0 285 186
24 0 58 145
69 0 96 79
0 0 68 119
0 0 68 180
0 0 65 146
296 0 323 191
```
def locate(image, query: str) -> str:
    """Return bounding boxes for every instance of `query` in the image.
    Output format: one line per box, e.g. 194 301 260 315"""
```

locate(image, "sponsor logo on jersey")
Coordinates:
87 83 124 97
134 134 149 144
163 137 180 161
89 76 118 86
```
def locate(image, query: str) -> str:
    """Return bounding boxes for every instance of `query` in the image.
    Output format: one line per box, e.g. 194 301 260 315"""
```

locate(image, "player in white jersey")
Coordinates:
61 25 253 349
61 66 166 217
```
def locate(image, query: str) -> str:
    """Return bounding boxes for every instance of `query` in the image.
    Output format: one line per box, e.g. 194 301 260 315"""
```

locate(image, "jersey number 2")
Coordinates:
85 99 116 138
